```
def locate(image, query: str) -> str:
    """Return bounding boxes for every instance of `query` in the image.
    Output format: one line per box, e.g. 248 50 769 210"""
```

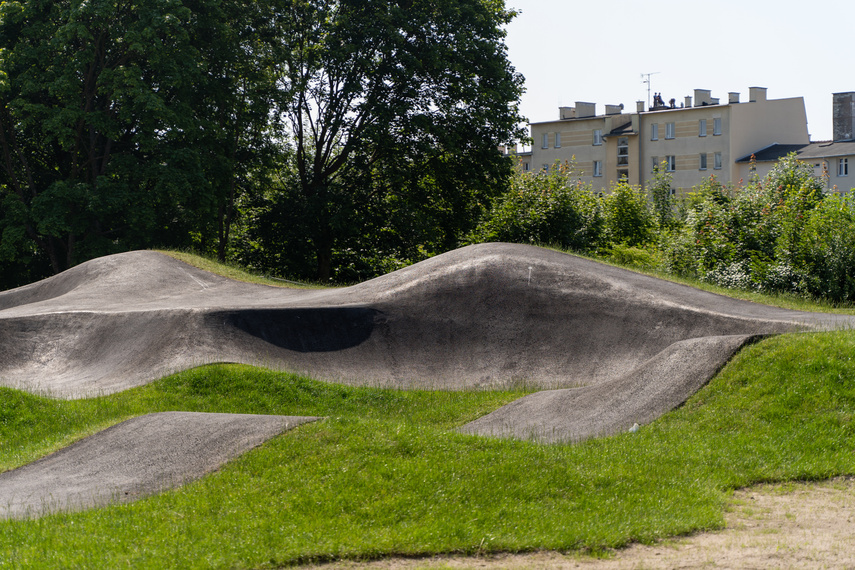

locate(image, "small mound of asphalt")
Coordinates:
0 412 319 519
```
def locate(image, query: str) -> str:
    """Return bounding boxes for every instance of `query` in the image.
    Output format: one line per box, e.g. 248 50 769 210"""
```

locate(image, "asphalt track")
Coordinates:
0 412 319 519
1 243 854 517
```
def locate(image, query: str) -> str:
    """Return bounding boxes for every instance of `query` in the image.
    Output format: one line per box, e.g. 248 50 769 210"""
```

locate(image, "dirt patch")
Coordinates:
300 478 855 570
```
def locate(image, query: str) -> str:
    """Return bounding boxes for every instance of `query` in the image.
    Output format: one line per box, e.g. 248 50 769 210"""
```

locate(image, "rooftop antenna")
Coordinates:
641 72 660 108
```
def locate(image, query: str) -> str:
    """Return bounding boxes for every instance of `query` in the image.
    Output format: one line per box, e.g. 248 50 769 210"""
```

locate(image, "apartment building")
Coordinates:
527 87 810 193
735 91 855 193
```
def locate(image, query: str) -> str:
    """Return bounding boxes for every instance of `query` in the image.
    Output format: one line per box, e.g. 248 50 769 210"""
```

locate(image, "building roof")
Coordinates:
737 140 855 163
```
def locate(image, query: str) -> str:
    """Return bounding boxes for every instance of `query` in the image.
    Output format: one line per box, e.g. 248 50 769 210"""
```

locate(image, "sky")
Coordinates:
503 0 853 145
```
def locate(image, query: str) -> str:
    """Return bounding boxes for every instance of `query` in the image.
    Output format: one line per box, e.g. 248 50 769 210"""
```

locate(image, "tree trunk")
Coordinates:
316 238 333 282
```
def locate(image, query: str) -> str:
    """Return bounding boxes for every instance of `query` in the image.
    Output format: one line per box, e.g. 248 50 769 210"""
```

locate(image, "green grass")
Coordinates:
157 249 330 290
2 330 855 568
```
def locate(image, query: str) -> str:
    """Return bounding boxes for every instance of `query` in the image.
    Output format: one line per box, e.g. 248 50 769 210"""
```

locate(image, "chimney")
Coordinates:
833 92 855 141
684 95 693 108
728 92 740 104
694 89 712 106
636 101 645 113
605 104 623 115
575 102 596 118
559 106 575 120
749 87 767 103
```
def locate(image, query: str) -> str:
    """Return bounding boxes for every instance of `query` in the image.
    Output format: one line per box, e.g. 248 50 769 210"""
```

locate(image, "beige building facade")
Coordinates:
527 87 810 193
734 91 855 193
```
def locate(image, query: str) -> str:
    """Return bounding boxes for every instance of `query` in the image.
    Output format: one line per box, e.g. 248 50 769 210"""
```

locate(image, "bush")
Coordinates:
662 156 828 298
797 193 855 303
648 163 676 229
605 243 661 270
470 161 604 251
602 182 654 247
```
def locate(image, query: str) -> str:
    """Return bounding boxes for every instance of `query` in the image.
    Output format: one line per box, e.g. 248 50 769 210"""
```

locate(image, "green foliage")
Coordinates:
0 0 526 286
602 181 654 247
648 162 675 229
798 193 855 302
272 0 526 281
604 243 661 271
661 155 835 299
0 0 284 276
469 161 603 251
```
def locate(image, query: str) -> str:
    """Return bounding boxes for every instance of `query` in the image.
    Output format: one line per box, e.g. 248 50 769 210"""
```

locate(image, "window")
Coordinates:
617 137 629 166
699 153 707 170
713 118 722 136
650 123 659 141
714 152 722 170
665 122 675 139
651 156 659 172
839 158 849 176
593 129 603 146
617 169 628 181
542 164 549 172
666 155 675 172
699 119 707 137
523 162 530 172
593 160 603 177
541 133 549 149
554 132 561 148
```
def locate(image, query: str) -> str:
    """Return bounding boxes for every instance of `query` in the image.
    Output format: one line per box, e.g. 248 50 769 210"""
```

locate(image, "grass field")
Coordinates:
1 332 855 568
1 251 855 568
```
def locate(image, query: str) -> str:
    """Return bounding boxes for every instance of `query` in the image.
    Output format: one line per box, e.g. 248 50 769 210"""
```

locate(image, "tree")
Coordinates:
602 181 654 247
0 0 282 275
648 161 675 229
0 0 200 273
274 0 526 280
187 0 284 261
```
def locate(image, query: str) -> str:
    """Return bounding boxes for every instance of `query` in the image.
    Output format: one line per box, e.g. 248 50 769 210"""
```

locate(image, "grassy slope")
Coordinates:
1 251 854 568
158 250 329 289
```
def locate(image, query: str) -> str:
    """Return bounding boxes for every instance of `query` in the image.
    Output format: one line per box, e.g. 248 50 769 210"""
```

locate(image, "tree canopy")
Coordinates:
0 0 525 286
271 0 525 279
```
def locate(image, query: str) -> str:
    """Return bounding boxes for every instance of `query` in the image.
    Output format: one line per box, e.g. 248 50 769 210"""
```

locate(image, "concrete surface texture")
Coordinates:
1 244 853 438
1 243 852 518
0 412 319 519
2 243 848 402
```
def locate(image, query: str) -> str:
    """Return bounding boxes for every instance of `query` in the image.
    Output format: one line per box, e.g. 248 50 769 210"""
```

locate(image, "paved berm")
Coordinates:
0 412 319 519
1 243 853 517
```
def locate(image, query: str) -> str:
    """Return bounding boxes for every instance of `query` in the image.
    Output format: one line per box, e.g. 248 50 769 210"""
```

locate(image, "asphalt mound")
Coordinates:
0 412 319 519
1 243 851 439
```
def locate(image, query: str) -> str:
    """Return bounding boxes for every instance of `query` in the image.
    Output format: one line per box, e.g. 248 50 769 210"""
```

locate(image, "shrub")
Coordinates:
648 164 676 229
470 161 604 251
797 193 855 303
605 243 661 270
602 181 654 247
662 156 826 298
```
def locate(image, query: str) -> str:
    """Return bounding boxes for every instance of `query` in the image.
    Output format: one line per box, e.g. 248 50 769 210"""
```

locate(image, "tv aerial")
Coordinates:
641 72 660 109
